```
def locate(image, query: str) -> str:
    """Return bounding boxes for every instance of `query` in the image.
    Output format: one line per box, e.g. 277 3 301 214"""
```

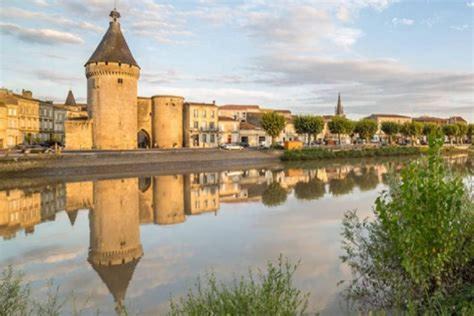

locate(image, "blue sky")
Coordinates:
0 0 473 121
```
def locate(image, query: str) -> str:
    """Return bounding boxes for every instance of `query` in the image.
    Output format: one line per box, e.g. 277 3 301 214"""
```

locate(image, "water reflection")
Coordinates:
0 155 471 314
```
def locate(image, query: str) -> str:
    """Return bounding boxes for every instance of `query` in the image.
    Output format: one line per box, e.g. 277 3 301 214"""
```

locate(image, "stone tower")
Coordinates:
151 96 184 148
88 178 143 313
335 93 344 116
85 9 140 150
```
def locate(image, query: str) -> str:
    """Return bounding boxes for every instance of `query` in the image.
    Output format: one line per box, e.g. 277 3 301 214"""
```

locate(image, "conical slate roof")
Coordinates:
65 90 76 106
85 10 139 68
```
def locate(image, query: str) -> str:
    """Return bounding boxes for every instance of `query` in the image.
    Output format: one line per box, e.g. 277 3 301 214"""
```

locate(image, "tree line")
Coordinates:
260 112 473 145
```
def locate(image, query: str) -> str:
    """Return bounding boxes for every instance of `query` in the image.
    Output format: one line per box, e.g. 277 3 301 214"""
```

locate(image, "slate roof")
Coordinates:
65 90 76 106
85 10 139 68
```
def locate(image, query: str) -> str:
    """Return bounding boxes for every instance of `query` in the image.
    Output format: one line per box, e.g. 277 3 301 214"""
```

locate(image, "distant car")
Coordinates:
239 142 250 148
220 143 244 150
18 144 53 154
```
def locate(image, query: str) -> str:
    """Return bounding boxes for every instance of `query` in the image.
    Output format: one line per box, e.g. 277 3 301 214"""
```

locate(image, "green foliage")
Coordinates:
467 124 474 138
168 255 309 316
261 112 286 144
262 182 288 207
340 136 474 313
294 178 325 200
1 266 30 316
294 115 324 144
422 123 439 136
0 266 99 316
401 122 423 137
354 119 378 141
328 116 353 143
282 146 421 161
442 124 458 137
380 122 400 144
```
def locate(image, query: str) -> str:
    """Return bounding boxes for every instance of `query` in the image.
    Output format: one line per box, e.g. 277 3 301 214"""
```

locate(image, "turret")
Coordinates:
85 9 140 149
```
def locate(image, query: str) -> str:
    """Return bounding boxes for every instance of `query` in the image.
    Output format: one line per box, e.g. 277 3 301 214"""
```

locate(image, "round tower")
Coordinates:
151 95 184 148
85 9 140 150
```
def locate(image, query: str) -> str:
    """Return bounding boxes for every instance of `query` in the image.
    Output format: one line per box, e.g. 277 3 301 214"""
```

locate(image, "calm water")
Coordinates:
1 156 471 315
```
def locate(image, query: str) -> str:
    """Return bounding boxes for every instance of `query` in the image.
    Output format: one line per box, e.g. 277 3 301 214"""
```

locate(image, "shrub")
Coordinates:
340 136 474 313
168 255 309 316
281 146 421 161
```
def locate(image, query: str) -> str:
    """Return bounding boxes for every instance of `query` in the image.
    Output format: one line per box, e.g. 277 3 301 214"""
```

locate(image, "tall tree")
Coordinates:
294 115 324 145
354 119 378 142
401 122 423 146
422 123 439 137
467 124 474 144
260 112 286 145
307 116 324 144
328 116 353 145
455 123 468 144
381 121 400 145
442 124 458 145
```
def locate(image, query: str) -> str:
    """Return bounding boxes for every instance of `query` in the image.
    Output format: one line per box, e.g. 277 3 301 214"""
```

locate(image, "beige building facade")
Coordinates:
184 102 218 148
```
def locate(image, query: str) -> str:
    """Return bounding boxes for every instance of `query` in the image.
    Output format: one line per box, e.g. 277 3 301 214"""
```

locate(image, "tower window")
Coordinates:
118 78 123 84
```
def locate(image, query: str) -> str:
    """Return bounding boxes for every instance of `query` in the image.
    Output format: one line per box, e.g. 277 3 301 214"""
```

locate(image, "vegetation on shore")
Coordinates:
282 146 422 161
340 136 474 314
168 255 309 315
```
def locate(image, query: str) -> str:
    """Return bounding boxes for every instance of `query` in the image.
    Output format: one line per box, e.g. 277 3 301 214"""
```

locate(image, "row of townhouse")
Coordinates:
0 89 84 149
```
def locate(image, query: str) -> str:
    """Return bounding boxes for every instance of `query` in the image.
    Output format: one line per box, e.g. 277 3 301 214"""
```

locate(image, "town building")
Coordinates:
183 102 219 148
365 114 412 136
218 105 261 122
53 104 67 144
218 116 240 144
0 102 6 149
39 101 54 143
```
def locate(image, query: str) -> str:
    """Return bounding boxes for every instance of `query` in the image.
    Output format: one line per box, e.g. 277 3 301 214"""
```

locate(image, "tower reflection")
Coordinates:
88 178 143 314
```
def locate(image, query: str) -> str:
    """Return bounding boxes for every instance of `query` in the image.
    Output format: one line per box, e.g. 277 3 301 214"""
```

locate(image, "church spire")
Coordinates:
65 90 76 106
335 93 344 116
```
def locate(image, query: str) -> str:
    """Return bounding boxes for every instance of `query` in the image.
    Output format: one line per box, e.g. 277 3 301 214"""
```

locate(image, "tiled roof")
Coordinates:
218 116 236 121
220 105 260 110
240 121 261 130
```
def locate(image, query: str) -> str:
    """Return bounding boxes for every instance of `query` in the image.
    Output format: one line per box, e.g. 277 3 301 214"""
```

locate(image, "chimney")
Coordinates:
22 89 33 99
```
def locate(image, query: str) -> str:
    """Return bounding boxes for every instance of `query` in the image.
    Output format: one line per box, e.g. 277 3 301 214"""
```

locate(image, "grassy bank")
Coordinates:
282 146 422 161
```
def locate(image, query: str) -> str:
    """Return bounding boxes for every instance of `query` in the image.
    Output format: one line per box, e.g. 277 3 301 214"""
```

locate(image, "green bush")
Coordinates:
168 255 309 316
340 137 474 314
282 146 421 161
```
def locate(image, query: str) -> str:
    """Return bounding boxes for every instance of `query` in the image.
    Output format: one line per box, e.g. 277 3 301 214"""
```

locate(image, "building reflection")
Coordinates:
0 155 471 313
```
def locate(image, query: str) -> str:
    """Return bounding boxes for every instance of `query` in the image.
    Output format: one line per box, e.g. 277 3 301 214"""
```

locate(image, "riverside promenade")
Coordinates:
0 148 282 185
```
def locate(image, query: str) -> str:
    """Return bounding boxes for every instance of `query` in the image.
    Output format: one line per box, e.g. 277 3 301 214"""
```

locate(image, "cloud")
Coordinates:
0 23 84 44
250 54 474 119
392 17 415 26
34 69 82 84
0 7 103 32
450 24 470 31
467 1 474 8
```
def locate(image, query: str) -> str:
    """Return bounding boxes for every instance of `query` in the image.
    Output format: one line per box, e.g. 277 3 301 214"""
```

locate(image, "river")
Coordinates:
0 155 471 315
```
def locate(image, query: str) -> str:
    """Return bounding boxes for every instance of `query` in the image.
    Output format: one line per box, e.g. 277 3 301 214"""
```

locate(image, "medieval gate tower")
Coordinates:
85 9 140 149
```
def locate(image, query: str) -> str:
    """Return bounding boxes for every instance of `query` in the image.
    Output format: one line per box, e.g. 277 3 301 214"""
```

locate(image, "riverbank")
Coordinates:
281 145 473 161
0 148 282 183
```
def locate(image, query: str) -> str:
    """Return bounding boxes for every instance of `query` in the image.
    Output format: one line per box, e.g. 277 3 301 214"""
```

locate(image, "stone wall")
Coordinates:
64 119 92 150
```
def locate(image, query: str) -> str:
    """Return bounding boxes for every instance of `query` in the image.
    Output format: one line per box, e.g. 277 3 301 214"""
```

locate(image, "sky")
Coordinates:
0 0 473 121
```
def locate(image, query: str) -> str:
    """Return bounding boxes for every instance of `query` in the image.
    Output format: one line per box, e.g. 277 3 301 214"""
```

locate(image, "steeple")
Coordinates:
335 93 344 116
85 9 139 68
65 90 76 106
